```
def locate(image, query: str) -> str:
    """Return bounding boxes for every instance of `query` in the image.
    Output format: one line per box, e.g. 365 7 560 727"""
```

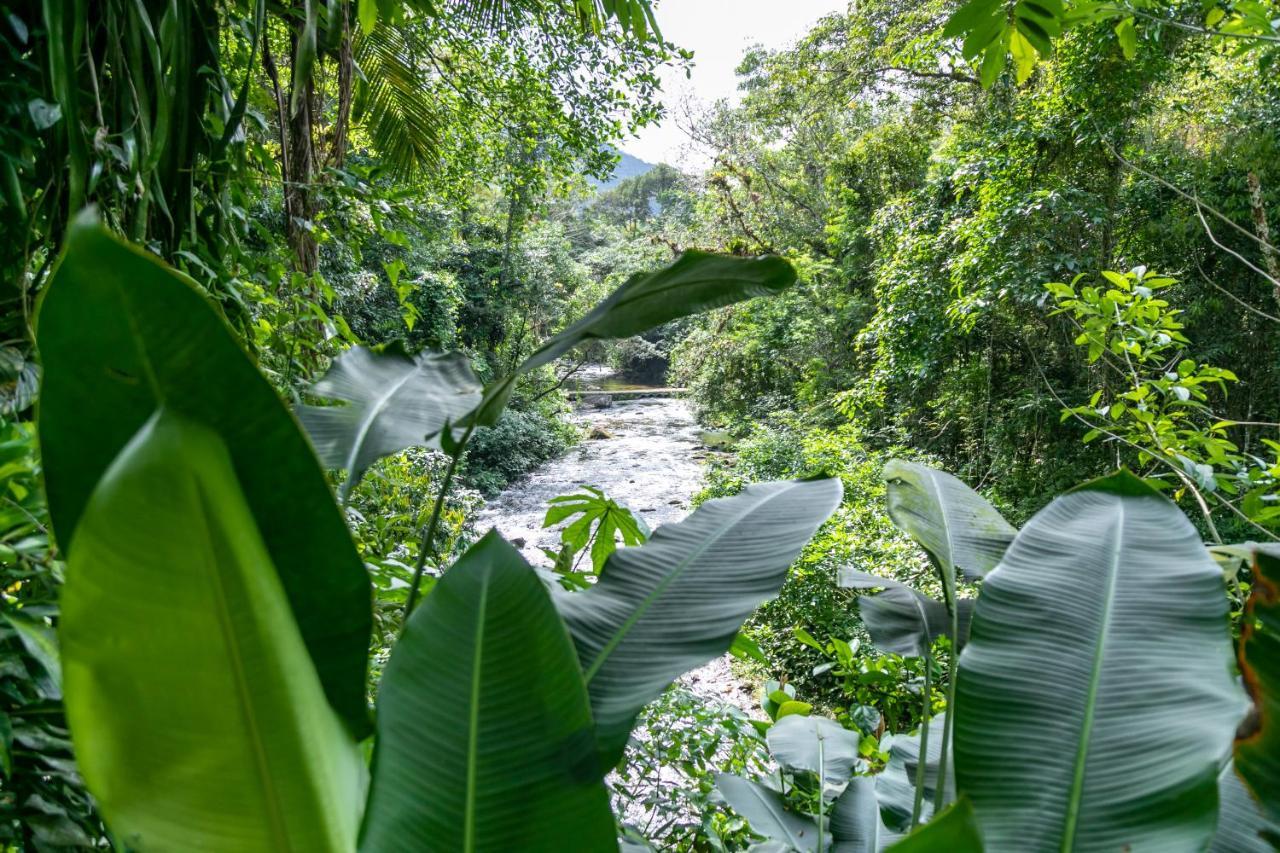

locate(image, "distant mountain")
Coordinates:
588 149 657 192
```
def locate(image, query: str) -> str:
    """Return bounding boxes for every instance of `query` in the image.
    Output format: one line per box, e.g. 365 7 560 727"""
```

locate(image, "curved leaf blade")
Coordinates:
882 460 1015 581
361 531 615 853
61 411 365 851
522 251 797 374
468 252 797 427
831 776 899 853
954 472 1248 851
715 774 824 853
557 477 842 765
1209 762 1280 853
37 216 373 736
767 715 864 785
297 345 482 498
875 716 951 833
840 571 974 657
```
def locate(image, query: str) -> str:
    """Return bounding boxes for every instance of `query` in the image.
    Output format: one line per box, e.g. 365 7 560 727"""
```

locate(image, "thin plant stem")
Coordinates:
911 648 933 829
934 596 959 813
816 733 826 853
403 422 476 622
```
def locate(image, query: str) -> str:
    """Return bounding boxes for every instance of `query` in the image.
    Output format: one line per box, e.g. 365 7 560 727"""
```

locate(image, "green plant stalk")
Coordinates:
911 647 933 829
403 422 476 620
934 590 959 814
816 733 826 853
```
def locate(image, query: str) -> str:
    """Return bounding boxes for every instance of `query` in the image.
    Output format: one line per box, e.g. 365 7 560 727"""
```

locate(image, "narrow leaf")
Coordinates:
558 478 842 765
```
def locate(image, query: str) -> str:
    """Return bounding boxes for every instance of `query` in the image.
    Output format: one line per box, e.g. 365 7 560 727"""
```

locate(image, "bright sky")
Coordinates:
622 0 850 168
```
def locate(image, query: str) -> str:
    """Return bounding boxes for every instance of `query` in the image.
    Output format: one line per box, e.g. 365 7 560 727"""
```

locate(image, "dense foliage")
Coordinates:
3 0 1280 850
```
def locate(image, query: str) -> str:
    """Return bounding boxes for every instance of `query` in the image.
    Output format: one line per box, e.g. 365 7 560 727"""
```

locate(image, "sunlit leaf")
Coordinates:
361 531 614 852
955 471 1249 850
61 411 364 850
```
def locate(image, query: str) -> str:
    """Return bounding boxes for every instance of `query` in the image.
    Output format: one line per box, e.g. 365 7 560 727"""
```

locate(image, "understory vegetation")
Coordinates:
2 0 1280 851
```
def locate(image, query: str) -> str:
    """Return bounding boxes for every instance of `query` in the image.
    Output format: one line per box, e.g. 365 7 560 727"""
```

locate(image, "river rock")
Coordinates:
588 425 613 440
582 393 613 409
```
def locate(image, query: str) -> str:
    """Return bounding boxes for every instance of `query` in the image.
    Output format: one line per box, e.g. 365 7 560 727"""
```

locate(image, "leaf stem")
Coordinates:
816 733 826 853
934 599 959 813
403 423 475 622
911 647 932 829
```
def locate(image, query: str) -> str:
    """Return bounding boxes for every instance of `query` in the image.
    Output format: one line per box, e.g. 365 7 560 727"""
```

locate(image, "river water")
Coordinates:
473 391 756 712
474 387 765 834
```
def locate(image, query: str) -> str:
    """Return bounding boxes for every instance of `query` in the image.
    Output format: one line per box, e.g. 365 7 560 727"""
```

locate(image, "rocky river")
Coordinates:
474 390 757 713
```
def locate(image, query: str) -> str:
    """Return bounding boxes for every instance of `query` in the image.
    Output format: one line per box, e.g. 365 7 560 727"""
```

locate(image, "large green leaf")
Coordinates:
471 252 796 425
954 471 1248 851
1209 762 1279 852
360 531 614 853
767 715 864 786
37 216 372 736
1237 547 1280 827
831 776 899 852
715 774 824 853
884 799 982 852
297 345 482 499
840 570 974 657
557 477 842 765
875 716 951 833
60 411 365 851
881 460 1015 582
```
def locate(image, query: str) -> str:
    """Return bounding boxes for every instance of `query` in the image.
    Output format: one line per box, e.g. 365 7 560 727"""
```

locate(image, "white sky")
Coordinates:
622 0 850 167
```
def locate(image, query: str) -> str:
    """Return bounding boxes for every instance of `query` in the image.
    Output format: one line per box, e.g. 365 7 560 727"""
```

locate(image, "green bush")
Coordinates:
464 404 579 496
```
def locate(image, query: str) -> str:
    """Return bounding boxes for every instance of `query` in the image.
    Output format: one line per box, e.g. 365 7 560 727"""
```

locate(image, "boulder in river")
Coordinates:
581 393 613 409
588 425 613 440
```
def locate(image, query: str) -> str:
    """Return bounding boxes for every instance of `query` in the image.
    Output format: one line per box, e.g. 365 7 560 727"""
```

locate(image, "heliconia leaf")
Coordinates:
881 460 1016 583
1208 761 1279 852
296 345 482 499
37 214 372 737
840 570 974 657
360 531 615 853
61 411 365 851
884 798 982 852
1236 546 1280 826
875 716 951 833
955 470 1249 851
470 252 797 426
715 774 825 853
766 715 864 785
557 477 842 766
830 776 900 852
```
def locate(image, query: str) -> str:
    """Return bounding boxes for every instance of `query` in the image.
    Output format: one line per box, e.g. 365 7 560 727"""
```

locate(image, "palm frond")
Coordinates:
352 27 444 181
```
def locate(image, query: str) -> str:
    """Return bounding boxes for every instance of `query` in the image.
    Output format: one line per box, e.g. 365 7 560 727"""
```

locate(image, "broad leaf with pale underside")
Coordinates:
839 570 974 658
715 774 824 853
297 345 482 499
954 471 1248 851
557 477 842 766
